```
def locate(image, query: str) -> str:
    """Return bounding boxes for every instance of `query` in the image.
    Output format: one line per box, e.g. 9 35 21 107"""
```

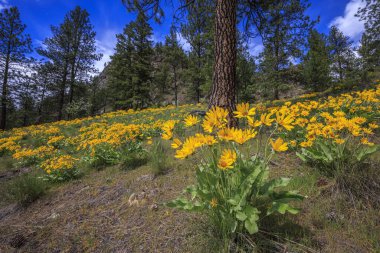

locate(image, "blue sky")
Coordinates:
0 0 365 71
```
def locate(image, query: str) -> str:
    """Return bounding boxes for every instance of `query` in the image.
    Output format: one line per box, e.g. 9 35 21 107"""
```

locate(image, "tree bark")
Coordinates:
58 61 68 121
173 66 178 107
209 0 237 126
1 45 11 130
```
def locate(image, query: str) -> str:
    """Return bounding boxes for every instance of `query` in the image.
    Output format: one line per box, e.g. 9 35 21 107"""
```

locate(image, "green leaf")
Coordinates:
260 178 290 194
267 202 300 215
356 145 378 161
244 219 259 234
318 141 333 161
236 211 247 221
230 220 238 233
296 151 307 162
227 195 239 206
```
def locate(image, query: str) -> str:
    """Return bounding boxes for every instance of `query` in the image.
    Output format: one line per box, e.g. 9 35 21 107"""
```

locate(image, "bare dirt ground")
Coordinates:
0 164 213 253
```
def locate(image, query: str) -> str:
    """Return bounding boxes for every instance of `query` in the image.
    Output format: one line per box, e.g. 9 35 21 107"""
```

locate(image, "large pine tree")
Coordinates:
181 0 214 103
257 0 314 99
38 6 100 120
357 0 380 80
303 30 330 91
328 26 355 83
108 12 154 109
163 27 187 107
0 7 32 129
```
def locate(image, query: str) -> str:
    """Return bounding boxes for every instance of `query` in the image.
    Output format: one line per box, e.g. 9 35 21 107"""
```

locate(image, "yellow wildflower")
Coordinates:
171 138 182 149
234 103 255 119
210 198 218 208
184 115 200 127
361 138 375 146
270 138 288 152
217 149 237 170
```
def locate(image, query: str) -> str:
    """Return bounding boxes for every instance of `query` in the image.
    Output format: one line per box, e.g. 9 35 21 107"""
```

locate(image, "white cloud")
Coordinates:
177 33 191 52
95 29 118 72
329 0 365 40
0 0 10 10
247 39 264 56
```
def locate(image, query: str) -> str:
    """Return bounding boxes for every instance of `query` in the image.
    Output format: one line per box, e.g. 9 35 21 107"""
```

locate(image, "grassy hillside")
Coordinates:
0 84 379 252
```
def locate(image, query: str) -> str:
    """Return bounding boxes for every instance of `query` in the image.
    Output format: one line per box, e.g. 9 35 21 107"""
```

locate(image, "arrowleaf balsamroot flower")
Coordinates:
171 138 182 149
202 106 228 133
275 111 294 131
210 198 218 208
234 102 255 119
270 137 288 152
217 149 237 170
184 115 200 127
260 113 275 126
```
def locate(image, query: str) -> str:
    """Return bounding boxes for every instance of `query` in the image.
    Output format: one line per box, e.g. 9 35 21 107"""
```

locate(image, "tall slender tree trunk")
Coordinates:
196 42 202 103
338 59 343 82
174 67 178 107
37 80 47 124
68 65 76 104
1 50 10 130
67 63 76 120
209 0 237 126
58 61 68 121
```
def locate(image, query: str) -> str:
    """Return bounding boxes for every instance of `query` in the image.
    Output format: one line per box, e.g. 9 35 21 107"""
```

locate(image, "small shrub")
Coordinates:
150 141 168 176
40 155 80 182
8 174 48 206
120 142 148 170
89 143 121 169
296 138 378 176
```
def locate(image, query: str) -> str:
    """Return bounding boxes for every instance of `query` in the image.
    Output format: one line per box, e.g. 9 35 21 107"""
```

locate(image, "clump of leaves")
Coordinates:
297 138 378 177
120 141 148 170
89 143 121 169
297 138 379 205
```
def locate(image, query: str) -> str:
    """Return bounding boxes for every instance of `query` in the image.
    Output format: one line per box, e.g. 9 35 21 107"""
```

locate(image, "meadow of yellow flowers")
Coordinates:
0 84 379 250
164 85 379 243
0 85 378 180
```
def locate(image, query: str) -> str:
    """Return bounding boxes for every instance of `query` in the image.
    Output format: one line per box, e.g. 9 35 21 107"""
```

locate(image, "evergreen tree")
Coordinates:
0 7 32 129
151 42 170 104
163 27 187 106
303 29 330 91
236 35 256 102
32 61 56 123
132 12 154 108
328 26 356 83
108 12 154 109
38 6 100 120
356 0 379 69
257 0 314 99
181 0 214 103
108 23 135 109
358 33 374 82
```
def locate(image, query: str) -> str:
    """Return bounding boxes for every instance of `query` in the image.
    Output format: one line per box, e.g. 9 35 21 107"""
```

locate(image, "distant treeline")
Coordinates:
0 0 378 129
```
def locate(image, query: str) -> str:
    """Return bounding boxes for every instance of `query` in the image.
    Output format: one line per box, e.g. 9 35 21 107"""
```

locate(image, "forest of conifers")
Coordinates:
0 0 379 129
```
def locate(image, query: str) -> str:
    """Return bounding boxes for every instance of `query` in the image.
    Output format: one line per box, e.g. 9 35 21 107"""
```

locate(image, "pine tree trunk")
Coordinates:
67 64 76 120
1 50 10 130
196 42 202 103
58 61 68 121
209 0 237 126
174 67 178 107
